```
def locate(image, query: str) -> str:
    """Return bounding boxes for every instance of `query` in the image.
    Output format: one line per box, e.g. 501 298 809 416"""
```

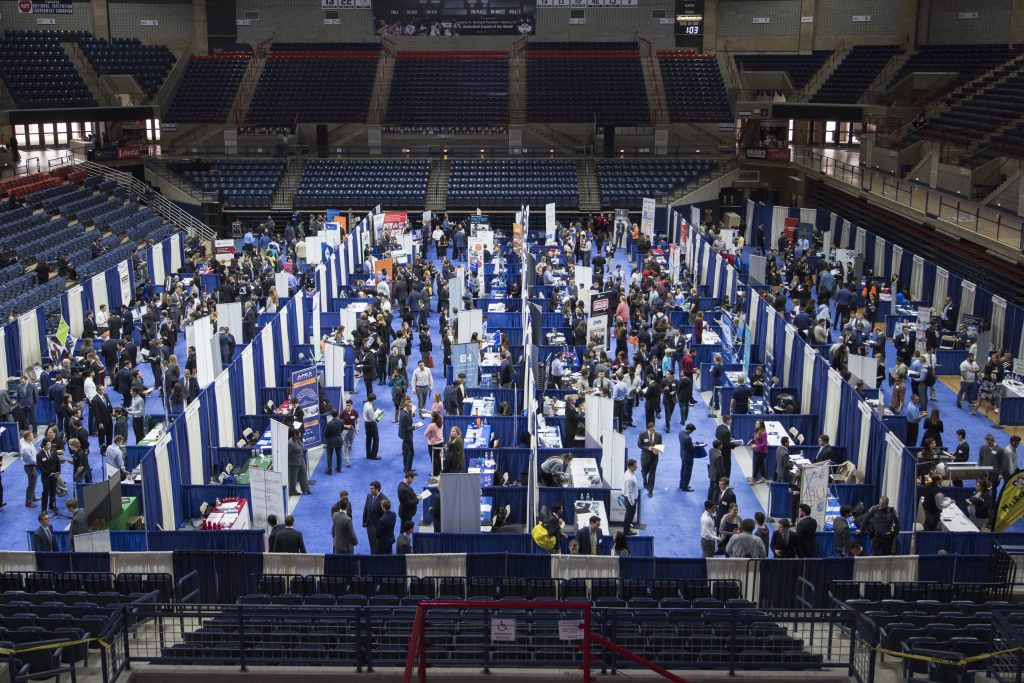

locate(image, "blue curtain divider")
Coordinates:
915 532 1024 556
152 530 266 553
237 415 271 438
323 554 362 576
652 558 708 581
625 535 654 558
361 555 406 576
0 422 18 452
413 533 538 555
445 415 522 450
619 557 656 580
180 484 253 523
208 448 257 475
469 448 531 485
109 530 148 551
482 486 528 525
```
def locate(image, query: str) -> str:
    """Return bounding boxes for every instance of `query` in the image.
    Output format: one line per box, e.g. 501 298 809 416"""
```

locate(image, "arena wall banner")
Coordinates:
374 0 535 36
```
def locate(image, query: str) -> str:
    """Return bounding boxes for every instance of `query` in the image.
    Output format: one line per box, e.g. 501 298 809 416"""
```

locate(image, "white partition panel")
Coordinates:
279 307 291 364
800 345 815 414
90 273 108 317
18 311 40 366
261 326 277 388
240 345 257 415
214 371 234 447
185 399 204 484
150 242 165 286
66 285 85 336
824 369 842 444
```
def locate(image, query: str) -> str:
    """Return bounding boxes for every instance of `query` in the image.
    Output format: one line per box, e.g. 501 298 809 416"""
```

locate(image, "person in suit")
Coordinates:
101 336 121 379
563 395 580 447
813 434 835 464
242 301 257 344
270 515 306 553
575 515 605 556
678 423 698 492
362 481 385 554
396 520 414 554
770 518 797 558
36 438 61 513
942 296 957 331
397 470 419 527
713 477 736 524
217 326 236 365
32 511 56 552
833 505 853 557
66 498 89 537
775 436 793 482
638 422 662 497
331 501 358 554
91 385 114 448
442 426 464 474
287 429 311 496
794 503 818 558
375 498 397 555
398 397 415 473
267 514 284 550
323 410 345 476
715 416 735 479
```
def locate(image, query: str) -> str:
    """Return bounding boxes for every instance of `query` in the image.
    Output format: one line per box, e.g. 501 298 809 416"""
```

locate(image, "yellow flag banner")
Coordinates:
994 469 1024 532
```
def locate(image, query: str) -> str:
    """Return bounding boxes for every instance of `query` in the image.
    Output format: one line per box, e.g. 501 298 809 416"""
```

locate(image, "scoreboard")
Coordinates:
675 0 704 48
374 0 536 35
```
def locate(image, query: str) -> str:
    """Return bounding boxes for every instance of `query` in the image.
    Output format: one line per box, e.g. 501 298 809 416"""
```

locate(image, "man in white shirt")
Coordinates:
700 500 717 557
956 354 979 409
363 394 380 460
83 370 98 435
622 459 639 535
411 361 433 412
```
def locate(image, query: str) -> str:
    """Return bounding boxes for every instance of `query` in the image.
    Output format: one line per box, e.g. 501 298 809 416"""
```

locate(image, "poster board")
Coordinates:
641 198 655 238
587 314 608 352
324 341 345 388
381 211 407 243
214 239 235 264
249 466 286 531
545 203 556 243
374 258 394 282
800 461 830 527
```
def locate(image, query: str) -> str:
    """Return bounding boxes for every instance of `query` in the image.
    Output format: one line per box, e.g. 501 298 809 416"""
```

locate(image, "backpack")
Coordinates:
531 523 557 551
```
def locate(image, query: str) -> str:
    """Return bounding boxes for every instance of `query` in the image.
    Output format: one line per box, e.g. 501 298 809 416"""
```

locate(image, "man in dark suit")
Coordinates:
563 395 581 447
770 518 797 558
218 327 236 366
270 515 306 553
498 352 514 388
242 301 257 344
794 503 818 558
375 498 397 555
575 515 605 555
331 502 358 554
267 514 284 550
813 434 835 464
32 511 56 552
397 471 419 527
101 336 121 379
398 399 415 473
715 416 735 479
91 385 114 448
942 296 957 331
362 481 385 554
638 422 662 497
396 520 414 554
121 306 135 341
120 336 138 366
67 498 89 537
713 476 736 523
678 423 698 492
114 361 134 406
183 369 200 403
82 311 98 340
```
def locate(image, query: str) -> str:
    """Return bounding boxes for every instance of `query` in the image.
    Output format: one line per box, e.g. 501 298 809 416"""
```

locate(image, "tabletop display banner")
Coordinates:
800 462 830 527
291 366 322 448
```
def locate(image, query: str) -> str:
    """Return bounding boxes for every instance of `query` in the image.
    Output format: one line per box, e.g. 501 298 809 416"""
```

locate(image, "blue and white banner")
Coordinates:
452 342 480 389
291 365 321 448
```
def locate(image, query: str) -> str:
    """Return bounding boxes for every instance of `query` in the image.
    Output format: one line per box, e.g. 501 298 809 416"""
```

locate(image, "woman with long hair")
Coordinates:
443 426 464 474
749 419 769 484
424 411 445 478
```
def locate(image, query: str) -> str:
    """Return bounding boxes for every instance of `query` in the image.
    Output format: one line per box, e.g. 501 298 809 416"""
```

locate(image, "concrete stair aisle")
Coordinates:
638 47 669 126
861 47 913 102
982 169 1020 213
509 52 526 126
271 158 307 211
63 42 116 106
368 49 397 126
0 78 16 110
576 157 600 212
426 158 450 211
796 45 850 102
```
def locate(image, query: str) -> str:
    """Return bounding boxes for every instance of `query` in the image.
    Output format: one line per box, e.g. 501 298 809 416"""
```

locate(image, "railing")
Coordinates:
637 35 664 127
66 157 216 242
860 33 910 101
154 39 195 112
118 601 858 680
792 147 1024 253
67 39 120 107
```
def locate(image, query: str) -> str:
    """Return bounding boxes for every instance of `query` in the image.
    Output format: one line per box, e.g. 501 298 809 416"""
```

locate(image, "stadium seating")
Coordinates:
447 160 578 208
246 43 380 125
657 52 731 122
910 71 1024 150
810 45 901 103
887 44 1019 90
77 36 175 98
164 50 252 123
293 159 429 208
0 30 95 108
386 52 508 126
170 159 285 209
527 43 649 125
597 159 719 207
733 51 831 89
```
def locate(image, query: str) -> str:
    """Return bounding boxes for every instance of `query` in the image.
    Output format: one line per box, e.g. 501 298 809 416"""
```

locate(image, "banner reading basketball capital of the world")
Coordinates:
373 0 536 36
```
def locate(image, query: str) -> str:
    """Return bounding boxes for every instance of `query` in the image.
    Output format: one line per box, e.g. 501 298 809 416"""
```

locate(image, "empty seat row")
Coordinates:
658 52 731 122
387 54 508 126
811 44 901 103
164 52 251 123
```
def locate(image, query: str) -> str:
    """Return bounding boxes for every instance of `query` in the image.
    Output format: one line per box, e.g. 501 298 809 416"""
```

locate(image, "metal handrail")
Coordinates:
67 158 216 242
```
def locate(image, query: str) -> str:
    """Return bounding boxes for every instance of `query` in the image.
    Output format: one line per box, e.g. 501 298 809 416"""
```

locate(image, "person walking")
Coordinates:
398 396 416 473
20 429 38 508
363 393 380 460
411 360 433 413
323 410 344 476
287 429 311 496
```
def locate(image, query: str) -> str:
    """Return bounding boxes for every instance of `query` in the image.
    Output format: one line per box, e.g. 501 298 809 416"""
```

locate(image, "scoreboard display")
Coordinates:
675 0 704 35
374 0 536 35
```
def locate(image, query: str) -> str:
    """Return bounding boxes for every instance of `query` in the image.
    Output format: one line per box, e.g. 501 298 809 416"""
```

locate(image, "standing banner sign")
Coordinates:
614 208 630 248
512 224 524 256
381 211 407 244
117 261 132 304
468 236 487 294
587 314 608 351
214 239 235 263
290 366 321 448
452 342 480 389
545 203 556 243
641 198 655 238
800 462 830 527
